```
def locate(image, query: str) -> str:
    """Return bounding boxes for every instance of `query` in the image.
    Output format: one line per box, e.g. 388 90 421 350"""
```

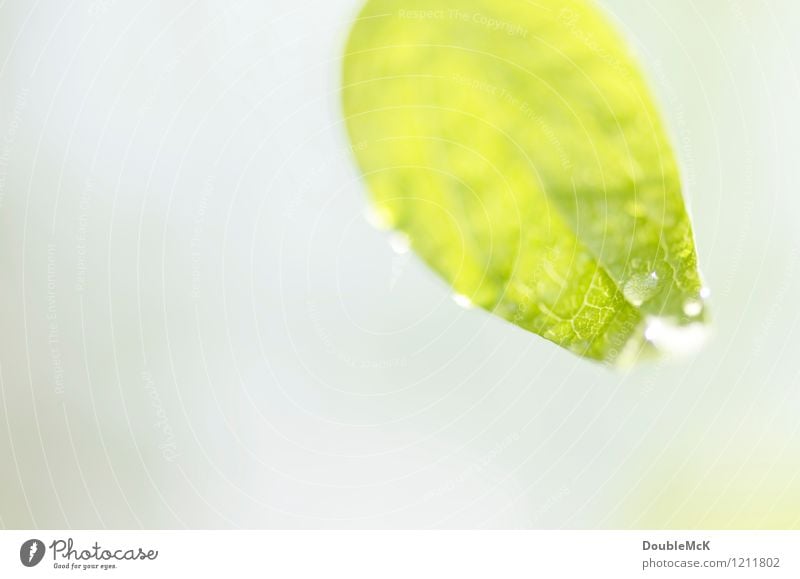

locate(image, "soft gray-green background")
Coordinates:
0 0 798 528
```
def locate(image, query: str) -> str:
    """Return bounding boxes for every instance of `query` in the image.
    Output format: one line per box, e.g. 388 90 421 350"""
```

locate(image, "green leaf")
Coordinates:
342 0 709 365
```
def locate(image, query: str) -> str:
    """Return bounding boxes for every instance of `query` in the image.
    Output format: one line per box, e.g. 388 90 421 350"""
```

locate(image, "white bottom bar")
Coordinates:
2 531 798 578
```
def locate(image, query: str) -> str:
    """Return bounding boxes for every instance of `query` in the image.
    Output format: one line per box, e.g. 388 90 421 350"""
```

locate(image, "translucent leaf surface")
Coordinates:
342 0 709 365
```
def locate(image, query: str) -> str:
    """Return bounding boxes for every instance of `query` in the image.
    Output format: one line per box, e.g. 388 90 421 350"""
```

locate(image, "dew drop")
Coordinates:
682 299 703 317
389 232 410 254
452 293 474 309
622 272 660 306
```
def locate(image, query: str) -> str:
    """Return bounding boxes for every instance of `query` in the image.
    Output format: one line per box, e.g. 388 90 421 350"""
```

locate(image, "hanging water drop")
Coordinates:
389 232 410 254
682 299 703 317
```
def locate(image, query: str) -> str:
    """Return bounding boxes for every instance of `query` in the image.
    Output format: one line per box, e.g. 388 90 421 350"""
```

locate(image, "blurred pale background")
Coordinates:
0 0 798 528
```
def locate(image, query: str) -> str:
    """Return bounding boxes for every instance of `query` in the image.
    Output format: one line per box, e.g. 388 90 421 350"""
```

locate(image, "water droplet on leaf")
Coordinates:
622 272 661 306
